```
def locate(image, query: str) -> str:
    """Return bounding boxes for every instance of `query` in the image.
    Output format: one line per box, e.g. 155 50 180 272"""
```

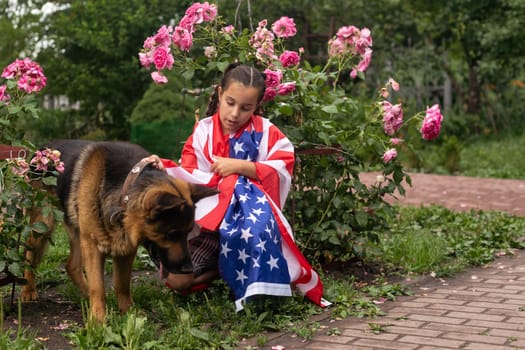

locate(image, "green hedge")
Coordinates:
130 118 196 160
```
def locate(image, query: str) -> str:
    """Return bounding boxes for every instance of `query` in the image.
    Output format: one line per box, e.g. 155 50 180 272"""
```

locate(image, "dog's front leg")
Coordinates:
112 252 136 314
64 225 88 296
21 207 55 302
80 237 107 322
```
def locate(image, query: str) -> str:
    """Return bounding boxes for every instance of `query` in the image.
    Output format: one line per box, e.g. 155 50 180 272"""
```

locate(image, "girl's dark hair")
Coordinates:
205 62 266 117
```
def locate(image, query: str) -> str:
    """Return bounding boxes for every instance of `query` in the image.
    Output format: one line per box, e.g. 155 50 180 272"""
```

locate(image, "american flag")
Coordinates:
163 113 330 310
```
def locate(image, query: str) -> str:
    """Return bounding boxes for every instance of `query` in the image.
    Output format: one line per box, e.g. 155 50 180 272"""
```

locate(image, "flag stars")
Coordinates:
236 269 248 284
227 227 239 236
256 238 267 252
237 248 250 264
219 220 230 231
240 227 254 242
221 242 232 258
234 141 245 154
256 196 268 205
239 193 250 203
252 207 264 216
247 213 258 224
252 257 260 268
267 255 280 271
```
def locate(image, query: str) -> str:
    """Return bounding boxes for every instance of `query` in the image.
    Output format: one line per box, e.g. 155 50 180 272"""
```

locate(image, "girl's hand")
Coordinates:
211 156 257 179
142 154 165 171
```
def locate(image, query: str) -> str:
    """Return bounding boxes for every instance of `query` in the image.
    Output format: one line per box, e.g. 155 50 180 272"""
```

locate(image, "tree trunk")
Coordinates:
467 64 481 114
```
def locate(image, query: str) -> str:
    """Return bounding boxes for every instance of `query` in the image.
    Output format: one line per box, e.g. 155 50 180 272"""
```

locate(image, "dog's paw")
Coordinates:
20 286 39 302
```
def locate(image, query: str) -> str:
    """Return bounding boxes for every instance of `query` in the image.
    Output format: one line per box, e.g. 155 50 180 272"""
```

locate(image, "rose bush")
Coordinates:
139 2 444 263
0 58 63 281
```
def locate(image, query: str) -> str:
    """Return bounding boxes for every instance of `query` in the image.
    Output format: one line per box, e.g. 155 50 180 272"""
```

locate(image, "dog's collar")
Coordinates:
120 158 157 206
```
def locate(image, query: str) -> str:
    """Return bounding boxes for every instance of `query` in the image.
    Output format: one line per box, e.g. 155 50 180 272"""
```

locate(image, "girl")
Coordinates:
148 63 327 311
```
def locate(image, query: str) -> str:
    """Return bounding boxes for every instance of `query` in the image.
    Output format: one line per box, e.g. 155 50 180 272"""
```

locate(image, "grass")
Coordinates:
4 133 525 348
406 131 525 179
459 133 525 179
369 206 525 277
12 205 521 349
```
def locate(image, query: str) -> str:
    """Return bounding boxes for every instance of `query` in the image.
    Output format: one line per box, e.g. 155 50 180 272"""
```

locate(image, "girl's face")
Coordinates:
218 81 260 134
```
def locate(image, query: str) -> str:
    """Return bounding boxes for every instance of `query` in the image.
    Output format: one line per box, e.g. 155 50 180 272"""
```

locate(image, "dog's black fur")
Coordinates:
22 140 216 321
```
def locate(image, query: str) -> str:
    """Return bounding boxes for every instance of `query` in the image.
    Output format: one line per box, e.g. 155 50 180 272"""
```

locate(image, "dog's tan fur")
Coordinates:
21 140 216 322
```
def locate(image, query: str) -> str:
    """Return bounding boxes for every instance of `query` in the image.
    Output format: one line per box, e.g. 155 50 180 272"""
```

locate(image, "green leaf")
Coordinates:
321 105 339 114
216 61 230 72
8 262 22 276
355 211 369 227
7 105 21 114
42 176 57 186
32 221 50 233
189 327 210 341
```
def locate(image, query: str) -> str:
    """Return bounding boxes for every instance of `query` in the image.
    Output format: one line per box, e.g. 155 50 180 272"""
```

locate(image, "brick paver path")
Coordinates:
238 173 525 349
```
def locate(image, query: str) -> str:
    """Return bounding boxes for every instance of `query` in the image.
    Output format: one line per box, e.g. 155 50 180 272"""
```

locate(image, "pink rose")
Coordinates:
420 104 444 140
279 50 300 68
200 2 218 21
355 27 373 55
151 71 168 84
172 26 193 51
139 52 152 68
179 14 198 32
55 161 65 173
256 42 277 62
222 25 234 34
277 81 296 96
250 20 275 49
153 46 174 70
153 25 172 47
382 101 403 136
336 25 359 41
328 38 345 57
11 159 29 178
263 68 283 88
356 48 372 72
180 2 217 32
0 84 10 102
204 46 217 58
262 88 277 102
2 58 47 93
390 138 402 145
388 78 400 91
382 148 397 163
271 16 297 38
143 36 156 50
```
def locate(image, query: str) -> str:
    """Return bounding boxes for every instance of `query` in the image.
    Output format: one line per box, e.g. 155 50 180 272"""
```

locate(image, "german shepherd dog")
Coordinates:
21 140 217 322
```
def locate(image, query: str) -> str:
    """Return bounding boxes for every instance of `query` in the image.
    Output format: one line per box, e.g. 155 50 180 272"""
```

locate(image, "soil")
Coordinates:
2 286 83 349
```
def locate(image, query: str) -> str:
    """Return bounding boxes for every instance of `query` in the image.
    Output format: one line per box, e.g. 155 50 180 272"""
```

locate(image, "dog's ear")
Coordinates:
148 192 188 220
190 184 219 203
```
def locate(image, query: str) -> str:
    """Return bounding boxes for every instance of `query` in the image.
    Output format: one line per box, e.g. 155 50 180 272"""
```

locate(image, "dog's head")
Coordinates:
124 175 217 273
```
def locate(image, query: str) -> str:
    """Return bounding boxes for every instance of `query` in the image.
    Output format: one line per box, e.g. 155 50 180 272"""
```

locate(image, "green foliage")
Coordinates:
372 205 525 276
411 131 525 178
0 59 63 283
138 2 440 264
36 0 191 139
129 70 201 159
